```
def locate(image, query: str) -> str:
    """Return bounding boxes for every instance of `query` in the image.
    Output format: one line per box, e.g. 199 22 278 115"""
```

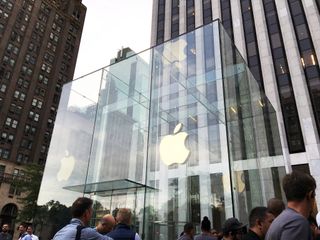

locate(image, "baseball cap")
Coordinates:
222 217 246 235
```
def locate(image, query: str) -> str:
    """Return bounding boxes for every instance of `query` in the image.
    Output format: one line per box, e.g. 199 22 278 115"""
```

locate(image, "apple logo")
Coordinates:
57 150 75 181
159 123 190 166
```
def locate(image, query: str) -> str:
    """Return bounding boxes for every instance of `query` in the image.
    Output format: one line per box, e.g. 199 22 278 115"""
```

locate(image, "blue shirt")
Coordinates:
21 235 32 240
52 218 113 240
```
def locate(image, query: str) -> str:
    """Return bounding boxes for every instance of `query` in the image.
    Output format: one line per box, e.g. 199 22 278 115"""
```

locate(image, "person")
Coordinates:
267 198 285 218
309 215 320 240
242 207 274 240
22 226 38 240
178 223 195 240
18 223 28 240
221 217 246 240
194 216 218 240
96 214 116 235
0 224 12 240
107 208 141 240
265 171 317 240
52 197 113 240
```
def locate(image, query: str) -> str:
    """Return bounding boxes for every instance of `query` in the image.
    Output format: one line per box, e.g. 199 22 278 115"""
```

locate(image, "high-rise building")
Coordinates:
0 0 86 227
151 0 320 199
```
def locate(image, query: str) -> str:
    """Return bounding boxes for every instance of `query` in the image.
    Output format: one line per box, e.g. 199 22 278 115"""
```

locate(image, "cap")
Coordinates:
222 217 246 234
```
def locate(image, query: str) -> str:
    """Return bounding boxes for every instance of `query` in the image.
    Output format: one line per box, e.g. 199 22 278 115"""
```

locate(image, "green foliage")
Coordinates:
13 163 44 222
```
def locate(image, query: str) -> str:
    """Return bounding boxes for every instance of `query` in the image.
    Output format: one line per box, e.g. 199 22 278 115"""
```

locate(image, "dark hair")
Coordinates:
184 223 194 234
267 198 285 217
282 171 316 202
222 218 245 236
201 216 211 231
249 207 269 228
71 197 93 218
19 222 28 229
27 225 33 230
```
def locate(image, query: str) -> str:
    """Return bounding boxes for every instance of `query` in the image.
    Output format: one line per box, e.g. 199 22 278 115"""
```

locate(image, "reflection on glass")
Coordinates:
37 21 285 240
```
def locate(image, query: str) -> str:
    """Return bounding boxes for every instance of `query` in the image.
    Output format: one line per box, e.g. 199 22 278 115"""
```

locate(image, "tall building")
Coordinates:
0 0 86 227
151 0 320 201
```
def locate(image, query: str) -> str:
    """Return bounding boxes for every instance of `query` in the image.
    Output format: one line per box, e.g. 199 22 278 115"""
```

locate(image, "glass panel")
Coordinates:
37 20 285 240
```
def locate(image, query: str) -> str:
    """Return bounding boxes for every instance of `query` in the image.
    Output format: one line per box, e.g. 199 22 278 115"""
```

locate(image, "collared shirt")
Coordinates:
52 218 113 240
28 234 38 240
21 235 32 240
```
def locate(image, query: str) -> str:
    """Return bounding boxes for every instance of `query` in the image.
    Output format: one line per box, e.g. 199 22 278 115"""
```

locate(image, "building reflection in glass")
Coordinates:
37 20 285 240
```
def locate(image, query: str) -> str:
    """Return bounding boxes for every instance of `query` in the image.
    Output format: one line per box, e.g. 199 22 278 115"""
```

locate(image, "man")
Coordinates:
0 224 12 240
221 217 246 240
96 214 116 235
265 171 317 240
23 226 38 240
52 197 113 240
18 223 28 240
267 198 285 218
178 223 195 240
107 208 141 240
242 207 274 240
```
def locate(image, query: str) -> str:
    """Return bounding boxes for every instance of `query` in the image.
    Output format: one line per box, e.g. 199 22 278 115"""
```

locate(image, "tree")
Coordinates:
13 163 44 222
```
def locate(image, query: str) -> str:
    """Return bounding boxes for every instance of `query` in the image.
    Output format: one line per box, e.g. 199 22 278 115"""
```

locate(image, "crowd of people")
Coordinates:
0 171 319 240
179 171 320 240
0 223 39 240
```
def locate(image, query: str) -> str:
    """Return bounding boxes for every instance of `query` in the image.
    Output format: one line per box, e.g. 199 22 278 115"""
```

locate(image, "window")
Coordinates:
0 84 6 93
31 98 43 109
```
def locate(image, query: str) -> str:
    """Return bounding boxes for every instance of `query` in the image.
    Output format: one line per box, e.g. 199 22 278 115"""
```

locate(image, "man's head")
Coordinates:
248 207 275 238
283 171 316 202
96 214 116 234
222 217 246 240
267 198 285 217
71 197 93 225
183 223 195 237
18 223 27 233
1 224 9 233
116 208 132 226
26 225 34 235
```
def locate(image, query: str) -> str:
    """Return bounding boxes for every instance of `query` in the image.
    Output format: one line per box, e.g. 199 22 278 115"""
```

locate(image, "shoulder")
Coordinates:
82 227 114 239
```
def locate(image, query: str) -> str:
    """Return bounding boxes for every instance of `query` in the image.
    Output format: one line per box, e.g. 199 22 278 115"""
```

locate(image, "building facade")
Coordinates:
38 21 286 239
0 0 86 228
151 0 320 204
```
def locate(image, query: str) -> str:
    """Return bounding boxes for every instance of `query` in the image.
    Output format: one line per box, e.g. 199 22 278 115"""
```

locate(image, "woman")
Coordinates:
194 217 218 240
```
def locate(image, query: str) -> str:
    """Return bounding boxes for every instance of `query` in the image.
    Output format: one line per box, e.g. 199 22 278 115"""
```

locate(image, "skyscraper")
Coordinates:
0 0 85 226
151 0 320 199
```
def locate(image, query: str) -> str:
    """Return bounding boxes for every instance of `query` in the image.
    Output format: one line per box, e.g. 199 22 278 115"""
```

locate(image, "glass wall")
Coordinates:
37 20 285 239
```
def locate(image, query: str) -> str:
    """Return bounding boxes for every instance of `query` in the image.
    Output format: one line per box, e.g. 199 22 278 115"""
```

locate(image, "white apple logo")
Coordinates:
57 150 75 181
159 123 190 165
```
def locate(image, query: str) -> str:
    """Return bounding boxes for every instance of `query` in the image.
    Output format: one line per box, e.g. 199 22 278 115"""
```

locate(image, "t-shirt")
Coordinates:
194 233 218 240
265 208 312 240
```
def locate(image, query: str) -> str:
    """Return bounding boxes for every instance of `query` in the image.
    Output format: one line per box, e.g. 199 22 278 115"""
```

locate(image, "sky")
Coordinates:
74 0 153 79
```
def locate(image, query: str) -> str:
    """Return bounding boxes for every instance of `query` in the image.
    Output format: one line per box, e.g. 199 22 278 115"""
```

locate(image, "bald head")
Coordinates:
116 208 132 225
96 214 116 234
